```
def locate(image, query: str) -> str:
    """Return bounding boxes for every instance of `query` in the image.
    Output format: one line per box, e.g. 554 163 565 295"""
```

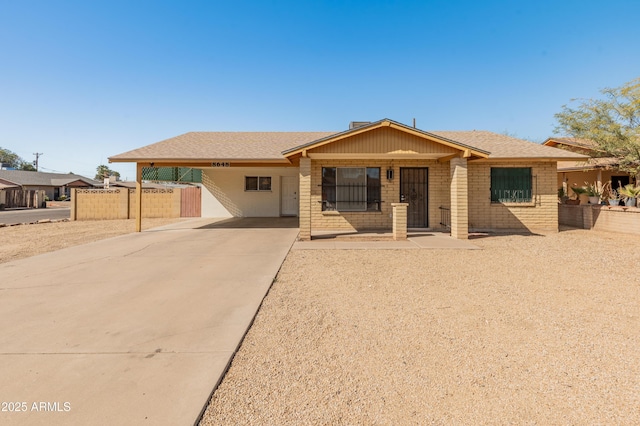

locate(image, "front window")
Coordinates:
245 176 272 191
322 167 381 211
490 168 532 203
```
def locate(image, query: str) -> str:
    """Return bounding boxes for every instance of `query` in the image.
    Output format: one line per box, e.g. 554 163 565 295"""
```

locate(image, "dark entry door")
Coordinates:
400 168 429 228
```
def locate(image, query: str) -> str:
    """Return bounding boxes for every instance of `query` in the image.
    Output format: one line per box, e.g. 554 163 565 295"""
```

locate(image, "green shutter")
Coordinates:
491 168 532 202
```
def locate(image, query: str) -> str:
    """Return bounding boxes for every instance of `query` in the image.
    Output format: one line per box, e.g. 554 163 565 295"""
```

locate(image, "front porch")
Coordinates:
295 229 480 249
297 156 471 241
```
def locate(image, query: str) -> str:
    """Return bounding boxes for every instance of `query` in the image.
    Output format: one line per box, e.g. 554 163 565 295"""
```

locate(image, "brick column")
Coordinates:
299 157 311 240
582 205 594 229
450 157 469 239
391 203 408 240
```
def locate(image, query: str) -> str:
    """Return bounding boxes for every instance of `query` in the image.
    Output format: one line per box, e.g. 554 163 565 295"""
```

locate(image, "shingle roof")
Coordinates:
543 137 599 150
430 131 586 159
109 132 338 162
0 170 98 187
109 121 587 163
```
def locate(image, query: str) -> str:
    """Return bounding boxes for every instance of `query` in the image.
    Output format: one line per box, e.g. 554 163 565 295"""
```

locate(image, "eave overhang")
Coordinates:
109 157 292 166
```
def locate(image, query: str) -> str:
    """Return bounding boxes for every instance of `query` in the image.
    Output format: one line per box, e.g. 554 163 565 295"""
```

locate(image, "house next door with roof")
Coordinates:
400 167 428 228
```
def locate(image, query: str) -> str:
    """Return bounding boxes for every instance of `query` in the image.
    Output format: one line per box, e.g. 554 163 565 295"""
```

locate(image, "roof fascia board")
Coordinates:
109 158 291 165
308 153 455 160
472 155 590 162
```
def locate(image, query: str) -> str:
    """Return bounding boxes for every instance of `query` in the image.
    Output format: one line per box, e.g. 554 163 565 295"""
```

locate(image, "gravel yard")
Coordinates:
201 228 640 425
0 218 185 264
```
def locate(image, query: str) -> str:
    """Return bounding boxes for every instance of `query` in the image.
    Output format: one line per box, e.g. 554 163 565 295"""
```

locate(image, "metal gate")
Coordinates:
400 168 429 228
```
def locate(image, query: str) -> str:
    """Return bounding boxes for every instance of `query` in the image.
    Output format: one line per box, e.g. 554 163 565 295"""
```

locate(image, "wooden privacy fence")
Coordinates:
0 189 46 209
70 187 201 220
180 186 201 217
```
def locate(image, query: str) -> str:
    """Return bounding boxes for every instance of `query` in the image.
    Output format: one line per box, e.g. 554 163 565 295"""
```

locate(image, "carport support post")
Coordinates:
450 157 469 240
70 188 77 221
299 157 311 240
135 163 143 232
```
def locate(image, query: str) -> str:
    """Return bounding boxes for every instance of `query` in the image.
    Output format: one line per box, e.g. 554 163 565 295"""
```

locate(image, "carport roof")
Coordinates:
109 132 338 163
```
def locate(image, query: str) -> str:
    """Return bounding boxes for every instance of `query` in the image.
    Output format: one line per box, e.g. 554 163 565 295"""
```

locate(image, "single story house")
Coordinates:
109 119 586 239
543 137 634 194
0 170 100 201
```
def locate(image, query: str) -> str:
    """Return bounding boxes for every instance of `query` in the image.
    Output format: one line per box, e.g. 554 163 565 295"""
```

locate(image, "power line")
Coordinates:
33 152 43 171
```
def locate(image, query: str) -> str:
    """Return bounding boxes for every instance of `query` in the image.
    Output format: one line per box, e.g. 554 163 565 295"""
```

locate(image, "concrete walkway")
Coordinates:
293 231 480 250
0 218 298 426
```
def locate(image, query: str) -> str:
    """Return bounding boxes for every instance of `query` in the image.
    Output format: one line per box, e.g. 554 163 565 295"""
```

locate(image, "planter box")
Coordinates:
559 204 640 235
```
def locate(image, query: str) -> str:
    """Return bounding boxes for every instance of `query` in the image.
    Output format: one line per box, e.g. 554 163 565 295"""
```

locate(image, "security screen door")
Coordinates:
400 168 429 228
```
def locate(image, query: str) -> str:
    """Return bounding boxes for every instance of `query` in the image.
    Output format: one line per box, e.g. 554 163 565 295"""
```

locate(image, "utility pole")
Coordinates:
33 152 43 171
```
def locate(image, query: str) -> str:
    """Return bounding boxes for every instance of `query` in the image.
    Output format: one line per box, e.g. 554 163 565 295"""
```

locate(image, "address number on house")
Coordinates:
211 162 231 167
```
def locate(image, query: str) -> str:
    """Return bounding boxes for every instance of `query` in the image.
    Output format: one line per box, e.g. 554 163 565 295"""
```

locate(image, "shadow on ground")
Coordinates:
468 231 545 240
197 217 299 229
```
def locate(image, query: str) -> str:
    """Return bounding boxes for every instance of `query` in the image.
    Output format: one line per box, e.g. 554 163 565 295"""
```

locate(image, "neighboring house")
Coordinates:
543 137 634 194
109 118 586 239
109 181 173 190
0 170 100 200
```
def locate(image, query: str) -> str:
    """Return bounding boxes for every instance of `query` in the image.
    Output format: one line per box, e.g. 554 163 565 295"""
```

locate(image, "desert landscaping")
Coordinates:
0 218 185 264
2 220 639 424
201 228 640 424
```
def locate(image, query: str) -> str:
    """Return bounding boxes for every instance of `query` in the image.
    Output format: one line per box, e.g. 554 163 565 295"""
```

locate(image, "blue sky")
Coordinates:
1 0 639 180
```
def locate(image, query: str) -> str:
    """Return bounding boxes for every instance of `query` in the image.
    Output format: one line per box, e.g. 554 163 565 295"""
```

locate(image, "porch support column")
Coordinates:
450 157 469 239
135 163 143 232
299 157 311 240
391 203 408 240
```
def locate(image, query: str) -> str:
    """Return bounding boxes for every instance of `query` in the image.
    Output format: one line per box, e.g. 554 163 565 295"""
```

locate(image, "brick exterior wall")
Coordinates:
558 204 584 228
299 158 312 240
128 189 181 219
306 159 559 234
468 161 558 232
309 159 450 232
72 188 181 220
392 203 408 240
450 158 468 239
74 189 129 220
559 204 640 235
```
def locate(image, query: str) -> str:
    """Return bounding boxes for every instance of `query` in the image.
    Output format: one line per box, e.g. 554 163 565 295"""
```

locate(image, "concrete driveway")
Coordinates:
0 217 298 426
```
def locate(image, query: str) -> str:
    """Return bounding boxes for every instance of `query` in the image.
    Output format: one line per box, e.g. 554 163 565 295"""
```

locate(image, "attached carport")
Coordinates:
108 131 334 232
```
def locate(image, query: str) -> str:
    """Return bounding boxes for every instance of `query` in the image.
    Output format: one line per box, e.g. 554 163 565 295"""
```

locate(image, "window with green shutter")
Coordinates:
490 168 532 203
